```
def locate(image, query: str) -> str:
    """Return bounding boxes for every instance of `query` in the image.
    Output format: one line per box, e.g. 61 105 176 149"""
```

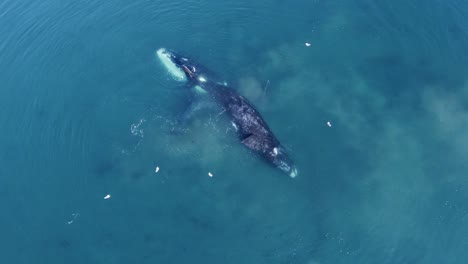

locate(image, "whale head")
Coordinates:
156 48 188 81
156 48 222 86
157 48 208 83
268 146 298 178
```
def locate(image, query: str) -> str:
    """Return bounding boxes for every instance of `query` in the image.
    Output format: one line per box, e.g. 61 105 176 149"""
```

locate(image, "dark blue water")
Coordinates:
1 0 468 263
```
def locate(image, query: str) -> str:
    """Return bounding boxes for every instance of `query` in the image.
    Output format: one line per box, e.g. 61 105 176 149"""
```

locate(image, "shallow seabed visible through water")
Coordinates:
1 0 468 263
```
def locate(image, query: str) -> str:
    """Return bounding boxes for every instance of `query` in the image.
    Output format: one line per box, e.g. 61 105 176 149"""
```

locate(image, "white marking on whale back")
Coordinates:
156 48 187 81
198 76 207 82
290 168 298 178
273 147 278 156
231 122 238 131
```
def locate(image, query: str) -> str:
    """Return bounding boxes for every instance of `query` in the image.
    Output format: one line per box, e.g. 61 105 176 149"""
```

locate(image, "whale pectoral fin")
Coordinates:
241 134 265 151
178 98 216 124
170 100 207 135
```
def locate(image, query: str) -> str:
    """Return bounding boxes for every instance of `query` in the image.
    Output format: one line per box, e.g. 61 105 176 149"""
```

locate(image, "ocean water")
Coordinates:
1 0 468 263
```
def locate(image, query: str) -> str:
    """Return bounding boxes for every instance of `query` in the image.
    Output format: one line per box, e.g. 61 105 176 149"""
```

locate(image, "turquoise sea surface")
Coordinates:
1 0 468 263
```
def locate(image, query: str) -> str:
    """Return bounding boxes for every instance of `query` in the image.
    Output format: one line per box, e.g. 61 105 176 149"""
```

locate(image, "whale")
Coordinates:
156 48 298 178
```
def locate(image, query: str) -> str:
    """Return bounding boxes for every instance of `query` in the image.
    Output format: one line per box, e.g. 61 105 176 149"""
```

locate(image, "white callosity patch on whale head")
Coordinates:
156 48 187 81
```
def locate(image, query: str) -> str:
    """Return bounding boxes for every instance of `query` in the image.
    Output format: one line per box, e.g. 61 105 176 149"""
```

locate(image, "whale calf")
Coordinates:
157 48 298 178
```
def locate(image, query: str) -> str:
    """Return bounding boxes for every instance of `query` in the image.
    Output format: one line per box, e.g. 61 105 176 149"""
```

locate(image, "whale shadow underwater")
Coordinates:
156 48 298 178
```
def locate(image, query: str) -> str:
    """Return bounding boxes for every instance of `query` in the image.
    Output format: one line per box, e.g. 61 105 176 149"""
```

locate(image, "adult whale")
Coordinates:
156 48 298 178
